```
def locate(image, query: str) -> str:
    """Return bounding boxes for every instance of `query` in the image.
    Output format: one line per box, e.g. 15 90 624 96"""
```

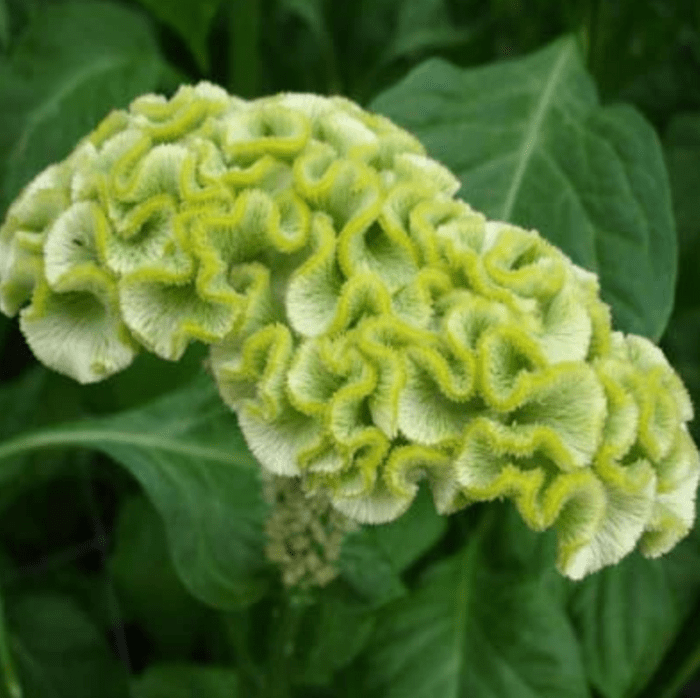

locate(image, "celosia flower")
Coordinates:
0 82 697 579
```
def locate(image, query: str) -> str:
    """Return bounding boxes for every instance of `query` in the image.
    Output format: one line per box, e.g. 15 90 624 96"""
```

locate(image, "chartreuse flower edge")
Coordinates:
0 81 697 582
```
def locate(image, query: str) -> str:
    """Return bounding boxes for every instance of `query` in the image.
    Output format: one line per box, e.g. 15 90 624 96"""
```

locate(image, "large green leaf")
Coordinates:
0 587 21 698
357 505 590 698
380 0 476 66
568 511 700 698
109 493 214 656
0 374 270 609
293 591 376 687
0 0 164 210
274 0 341 94
293 495 445 686
131 663 239 698
4 593 129 698
80 344 209 415
369 483 447 572
0 0 8 52
0 368 85 512
280 0 327 44
132 0 222 72
339 485 447 605
370 36 676 341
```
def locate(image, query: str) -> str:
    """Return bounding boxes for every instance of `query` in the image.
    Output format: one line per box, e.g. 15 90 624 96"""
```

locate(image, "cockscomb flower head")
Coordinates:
0 82 697 579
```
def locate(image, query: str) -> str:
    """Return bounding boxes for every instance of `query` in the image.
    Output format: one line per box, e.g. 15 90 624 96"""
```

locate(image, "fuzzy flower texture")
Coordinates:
1 82 698 580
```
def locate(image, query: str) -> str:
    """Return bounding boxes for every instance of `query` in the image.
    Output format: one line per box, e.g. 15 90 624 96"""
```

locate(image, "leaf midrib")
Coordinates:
0 427 256 469
500 40 573 222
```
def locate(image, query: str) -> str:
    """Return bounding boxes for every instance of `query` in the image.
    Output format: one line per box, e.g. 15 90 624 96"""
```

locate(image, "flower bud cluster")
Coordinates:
262 473 358 588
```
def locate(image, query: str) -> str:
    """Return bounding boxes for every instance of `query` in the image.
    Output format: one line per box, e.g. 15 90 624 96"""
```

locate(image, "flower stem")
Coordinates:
266 590 311 698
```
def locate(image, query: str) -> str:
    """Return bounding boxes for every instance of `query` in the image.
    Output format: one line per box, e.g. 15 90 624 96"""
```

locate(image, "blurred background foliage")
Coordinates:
1 0 700 696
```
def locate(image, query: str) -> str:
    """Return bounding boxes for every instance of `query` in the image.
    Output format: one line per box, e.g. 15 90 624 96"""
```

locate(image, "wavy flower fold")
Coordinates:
1 82 697 578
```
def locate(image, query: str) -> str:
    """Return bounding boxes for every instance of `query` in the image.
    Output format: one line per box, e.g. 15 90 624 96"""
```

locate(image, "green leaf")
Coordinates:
81 344 209 414
0 374 270 609
638 594 700 698
280 0 327 44
294 591 377 686
5 593 129 698
568 511 700 698
381 0 476 65
358 505 590 698
370 36 676 341
0 587 21 698
131 663 239 698
0 370 70 444
0 368 84 513
338 529 406 606
1 558 119 644
0 0 164 210
339 486 447 605
364 484 447 572
109 493 214 655
350 0 402 52
132 0 221 72
0 0 8 52
277 0 340 93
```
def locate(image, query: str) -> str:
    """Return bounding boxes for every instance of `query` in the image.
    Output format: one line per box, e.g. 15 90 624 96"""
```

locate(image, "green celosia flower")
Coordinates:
0 82 697 579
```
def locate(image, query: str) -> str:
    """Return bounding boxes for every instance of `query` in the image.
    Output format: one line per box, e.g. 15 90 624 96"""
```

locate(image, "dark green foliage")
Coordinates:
1 1 700 696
